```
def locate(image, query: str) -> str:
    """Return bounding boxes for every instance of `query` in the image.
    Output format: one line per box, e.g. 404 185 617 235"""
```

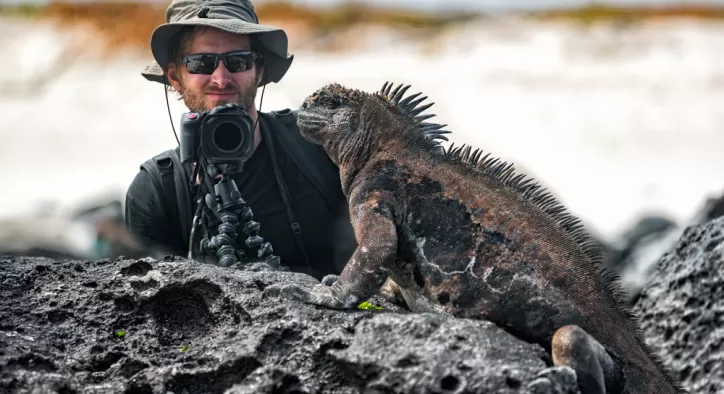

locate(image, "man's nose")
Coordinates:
210 61 232 87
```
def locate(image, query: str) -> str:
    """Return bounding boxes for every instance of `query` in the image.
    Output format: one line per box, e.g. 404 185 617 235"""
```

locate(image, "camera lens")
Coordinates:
212 121 244 152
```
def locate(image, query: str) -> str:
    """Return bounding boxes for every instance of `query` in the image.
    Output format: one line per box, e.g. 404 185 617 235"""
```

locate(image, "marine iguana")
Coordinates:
273 82 684 394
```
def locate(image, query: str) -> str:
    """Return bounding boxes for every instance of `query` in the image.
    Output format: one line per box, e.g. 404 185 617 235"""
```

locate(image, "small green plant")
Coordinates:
179 344 190 352
357 301 383 311
115 329 126 338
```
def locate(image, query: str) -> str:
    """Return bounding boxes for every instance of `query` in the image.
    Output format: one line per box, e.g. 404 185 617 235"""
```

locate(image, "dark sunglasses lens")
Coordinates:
224 53 255 73
185 54 217 74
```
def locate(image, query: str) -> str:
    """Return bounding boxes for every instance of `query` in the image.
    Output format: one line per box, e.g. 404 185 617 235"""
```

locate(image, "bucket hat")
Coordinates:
141 0 293 86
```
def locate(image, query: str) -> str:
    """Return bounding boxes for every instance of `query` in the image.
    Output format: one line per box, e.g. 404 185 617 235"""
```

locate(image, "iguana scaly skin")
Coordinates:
276 82 684 394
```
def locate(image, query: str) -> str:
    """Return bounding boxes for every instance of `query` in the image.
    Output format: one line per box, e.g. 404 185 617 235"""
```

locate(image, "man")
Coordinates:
124 0 357 280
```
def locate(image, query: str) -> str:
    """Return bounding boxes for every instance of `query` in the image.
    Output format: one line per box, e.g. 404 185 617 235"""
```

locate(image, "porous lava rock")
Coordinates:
633 215 724 393
1 256 579 394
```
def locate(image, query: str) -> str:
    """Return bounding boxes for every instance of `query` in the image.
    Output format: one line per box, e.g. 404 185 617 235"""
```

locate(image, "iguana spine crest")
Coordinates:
377 82 451 148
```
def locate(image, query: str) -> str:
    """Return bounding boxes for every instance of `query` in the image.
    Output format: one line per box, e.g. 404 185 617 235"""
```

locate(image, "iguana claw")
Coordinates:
320 274 340 286
280 283 352 309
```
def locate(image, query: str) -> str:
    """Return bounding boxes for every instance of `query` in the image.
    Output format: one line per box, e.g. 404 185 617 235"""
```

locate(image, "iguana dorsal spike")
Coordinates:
478 152 492 166
415 113 435 122
405 96 428 111
461 145 472 161
509 173 527 186
398 92 421 106
470 149 484 165
448 143 461 156
421 122 449 131
376 82 447 148
410 103 434 117
389 84 406 102
392 85 412 104
380 81 393 96
420 123 442 131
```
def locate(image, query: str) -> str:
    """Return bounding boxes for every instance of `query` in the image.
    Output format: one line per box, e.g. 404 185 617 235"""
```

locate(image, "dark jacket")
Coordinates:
124 109 357 279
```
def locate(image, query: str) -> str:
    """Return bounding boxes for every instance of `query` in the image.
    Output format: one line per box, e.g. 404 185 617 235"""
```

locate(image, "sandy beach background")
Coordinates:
1 1 723 247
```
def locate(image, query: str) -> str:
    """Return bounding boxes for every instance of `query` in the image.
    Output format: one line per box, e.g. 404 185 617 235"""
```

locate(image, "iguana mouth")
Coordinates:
297 110 331 133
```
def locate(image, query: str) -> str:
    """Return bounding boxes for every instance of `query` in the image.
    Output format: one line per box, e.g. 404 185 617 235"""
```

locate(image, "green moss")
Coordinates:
357 301 384 311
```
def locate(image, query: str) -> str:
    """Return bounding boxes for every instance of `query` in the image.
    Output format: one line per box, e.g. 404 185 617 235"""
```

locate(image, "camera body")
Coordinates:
179 103 256 165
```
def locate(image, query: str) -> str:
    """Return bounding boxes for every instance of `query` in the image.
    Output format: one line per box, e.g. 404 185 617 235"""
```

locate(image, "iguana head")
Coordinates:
297 83 367 147
297 82 451 166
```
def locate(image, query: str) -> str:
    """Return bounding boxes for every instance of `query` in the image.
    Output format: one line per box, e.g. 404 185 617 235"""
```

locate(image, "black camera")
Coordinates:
179 103 256 165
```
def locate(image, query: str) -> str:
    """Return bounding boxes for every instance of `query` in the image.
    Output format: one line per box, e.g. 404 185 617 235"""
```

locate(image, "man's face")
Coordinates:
167 27 261 113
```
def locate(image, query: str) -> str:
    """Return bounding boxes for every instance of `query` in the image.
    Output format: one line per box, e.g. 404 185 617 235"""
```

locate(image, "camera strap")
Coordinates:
262 124 313 275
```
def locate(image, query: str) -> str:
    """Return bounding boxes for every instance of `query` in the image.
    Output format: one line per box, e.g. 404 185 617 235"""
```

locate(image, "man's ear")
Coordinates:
166 63 183 91
256 66 265 87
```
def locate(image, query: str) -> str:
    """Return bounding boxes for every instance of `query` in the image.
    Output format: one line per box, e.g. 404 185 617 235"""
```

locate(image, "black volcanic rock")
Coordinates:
604 189 724 304
633 215 724 393
0 256 579 394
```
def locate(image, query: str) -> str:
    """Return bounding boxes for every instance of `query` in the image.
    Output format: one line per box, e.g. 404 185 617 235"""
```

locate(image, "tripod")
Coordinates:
195 162 282 269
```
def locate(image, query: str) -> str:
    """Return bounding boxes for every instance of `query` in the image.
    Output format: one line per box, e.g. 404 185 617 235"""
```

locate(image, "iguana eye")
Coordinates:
319 97 340 109
315 91 348 110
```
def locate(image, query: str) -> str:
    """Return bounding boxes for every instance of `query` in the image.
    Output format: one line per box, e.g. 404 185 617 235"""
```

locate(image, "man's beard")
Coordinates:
180 80 257 113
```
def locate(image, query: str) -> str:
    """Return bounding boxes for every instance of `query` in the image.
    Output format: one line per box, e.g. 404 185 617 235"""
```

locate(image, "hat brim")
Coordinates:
143 18 294 86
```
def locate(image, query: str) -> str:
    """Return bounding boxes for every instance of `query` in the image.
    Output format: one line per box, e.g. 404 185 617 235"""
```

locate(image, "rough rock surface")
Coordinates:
0 255 580 394
633 215 724 393
604 190 724 304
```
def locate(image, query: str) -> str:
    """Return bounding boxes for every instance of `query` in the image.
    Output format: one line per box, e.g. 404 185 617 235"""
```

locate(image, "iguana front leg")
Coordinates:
280 198 398 309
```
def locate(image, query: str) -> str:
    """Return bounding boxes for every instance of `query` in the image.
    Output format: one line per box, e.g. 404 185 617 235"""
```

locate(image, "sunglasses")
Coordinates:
182 50 261 75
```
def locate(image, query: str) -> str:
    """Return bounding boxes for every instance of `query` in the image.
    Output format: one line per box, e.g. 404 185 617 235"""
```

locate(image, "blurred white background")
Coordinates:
1 0 723 245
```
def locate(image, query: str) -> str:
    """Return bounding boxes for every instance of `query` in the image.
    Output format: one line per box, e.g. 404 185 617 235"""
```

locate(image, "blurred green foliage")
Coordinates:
0 4 43 18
